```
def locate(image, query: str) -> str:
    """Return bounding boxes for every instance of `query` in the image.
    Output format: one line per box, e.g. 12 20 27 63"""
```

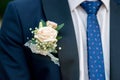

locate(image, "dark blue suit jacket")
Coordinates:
0 0 120 80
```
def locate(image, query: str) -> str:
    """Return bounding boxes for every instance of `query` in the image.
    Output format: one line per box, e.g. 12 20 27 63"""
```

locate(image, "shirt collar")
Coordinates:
68 0 109 11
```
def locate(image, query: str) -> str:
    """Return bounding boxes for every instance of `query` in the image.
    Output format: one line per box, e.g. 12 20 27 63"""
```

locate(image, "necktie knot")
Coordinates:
80 1 102 14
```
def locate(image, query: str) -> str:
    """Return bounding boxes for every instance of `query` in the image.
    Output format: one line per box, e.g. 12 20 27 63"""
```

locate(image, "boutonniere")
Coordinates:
24 20 64 66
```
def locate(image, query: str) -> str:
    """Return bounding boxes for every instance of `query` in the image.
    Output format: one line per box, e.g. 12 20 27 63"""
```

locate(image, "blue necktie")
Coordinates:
81 1 106 80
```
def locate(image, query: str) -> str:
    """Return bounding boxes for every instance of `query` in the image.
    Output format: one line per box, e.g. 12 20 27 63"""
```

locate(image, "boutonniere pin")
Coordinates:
24 20 64 66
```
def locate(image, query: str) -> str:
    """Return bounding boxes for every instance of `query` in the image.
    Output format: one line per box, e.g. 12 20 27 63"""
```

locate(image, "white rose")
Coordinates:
34 27 58 42
47 21 57 29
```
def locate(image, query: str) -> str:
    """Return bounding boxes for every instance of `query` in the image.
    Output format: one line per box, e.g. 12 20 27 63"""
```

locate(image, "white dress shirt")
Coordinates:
68 0 110 80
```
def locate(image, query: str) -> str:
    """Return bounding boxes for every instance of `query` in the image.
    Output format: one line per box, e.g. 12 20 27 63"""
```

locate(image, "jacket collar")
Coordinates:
110 0 120 79
41 0 79 80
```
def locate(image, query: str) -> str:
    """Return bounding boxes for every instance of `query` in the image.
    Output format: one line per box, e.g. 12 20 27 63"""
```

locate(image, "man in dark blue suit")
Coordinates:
0 0 120 80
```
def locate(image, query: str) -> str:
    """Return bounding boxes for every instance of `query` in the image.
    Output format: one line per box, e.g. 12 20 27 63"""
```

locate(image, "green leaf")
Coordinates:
31 39 36 44
41 20 46 27
57 36 62 40
56 23 64 31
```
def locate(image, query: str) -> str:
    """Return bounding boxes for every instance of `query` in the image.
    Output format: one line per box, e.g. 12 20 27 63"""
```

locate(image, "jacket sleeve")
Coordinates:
0 2 30 80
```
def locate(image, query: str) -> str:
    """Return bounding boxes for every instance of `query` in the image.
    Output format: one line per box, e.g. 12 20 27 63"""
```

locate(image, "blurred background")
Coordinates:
0 0 11 28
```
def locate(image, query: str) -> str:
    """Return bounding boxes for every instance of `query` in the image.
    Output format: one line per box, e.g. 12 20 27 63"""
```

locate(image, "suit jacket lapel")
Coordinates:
41 0 79 80
110 0 120 79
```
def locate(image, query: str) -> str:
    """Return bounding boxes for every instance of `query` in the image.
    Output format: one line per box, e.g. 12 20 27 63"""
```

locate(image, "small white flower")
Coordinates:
58 47 62 50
